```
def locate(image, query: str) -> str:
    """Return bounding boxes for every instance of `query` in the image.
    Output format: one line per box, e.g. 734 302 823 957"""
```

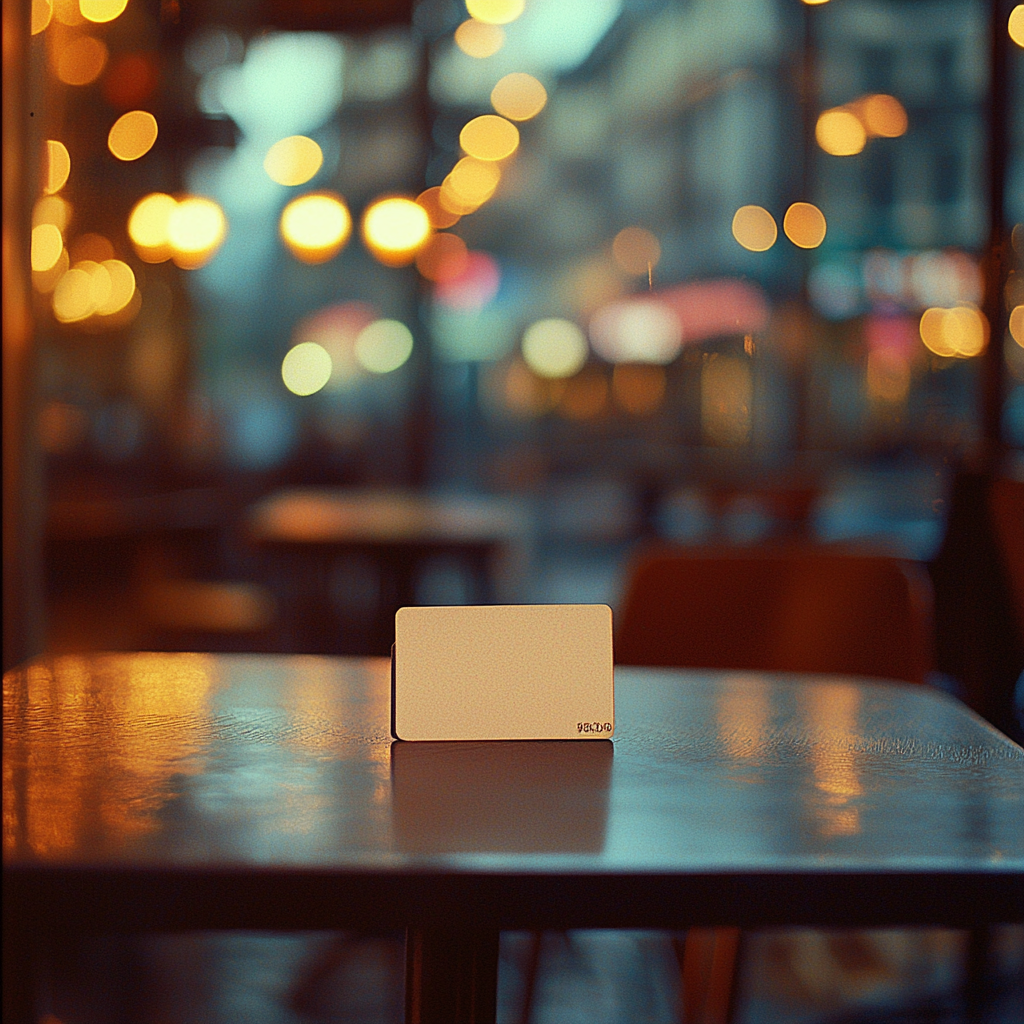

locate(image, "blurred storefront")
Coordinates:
4 0 1023 666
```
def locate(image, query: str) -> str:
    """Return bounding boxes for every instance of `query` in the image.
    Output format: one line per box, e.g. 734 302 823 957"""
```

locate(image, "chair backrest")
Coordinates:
615 544 934 684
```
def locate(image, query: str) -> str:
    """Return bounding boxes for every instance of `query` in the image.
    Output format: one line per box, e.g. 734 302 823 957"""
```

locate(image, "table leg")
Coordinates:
405 926 499 1024
2 902 36 1024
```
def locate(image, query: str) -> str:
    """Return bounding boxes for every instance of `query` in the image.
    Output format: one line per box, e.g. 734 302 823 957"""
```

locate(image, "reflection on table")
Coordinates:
4 653 1023 1024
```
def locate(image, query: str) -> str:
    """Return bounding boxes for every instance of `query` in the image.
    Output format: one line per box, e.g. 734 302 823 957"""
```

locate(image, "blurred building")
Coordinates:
4 0 1023 661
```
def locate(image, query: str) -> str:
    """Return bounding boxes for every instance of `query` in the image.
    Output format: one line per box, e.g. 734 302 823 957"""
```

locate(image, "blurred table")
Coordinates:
4 654 1023 1023
247 489 529 654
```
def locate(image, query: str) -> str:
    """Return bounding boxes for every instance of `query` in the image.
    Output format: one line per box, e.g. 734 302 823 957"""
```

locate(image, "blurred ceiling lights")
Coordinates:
354 319 414 373
783 202 827 249
417 187 461 229
466 0 524 25
128 192 227 268
44 141 71 194
455 19 505 58
817 95 907 156
107 110 158 161
263 135 323 186
280 192 352 264
490 72 547 121
919 306 988 358
589 299 683 364
32 0 53 34
732 205 777 252
79 0 128 23
167 197 228 268
1010 5 1024 47
460 114 520 161
54 35 107 85
282 341 333 396
415 233 470 282
521 318 589 379
612 227 661 276
361 196 431 266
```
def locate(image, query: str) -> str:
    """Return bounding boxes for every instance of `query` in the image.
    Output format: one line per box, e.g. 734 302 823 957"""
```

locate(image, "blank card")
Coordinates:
391 604 614 741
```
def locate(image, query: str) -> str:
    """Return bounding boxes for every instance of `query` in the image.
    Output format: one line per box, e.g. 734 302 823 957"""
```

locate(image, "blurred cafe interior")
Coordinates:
3 0 1024 1019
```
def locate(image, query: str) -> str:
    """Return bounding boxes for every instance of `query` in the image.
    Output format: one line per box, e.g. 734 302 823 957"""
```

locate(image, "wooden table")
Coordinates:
247 490 529 654
4 653 1023 1023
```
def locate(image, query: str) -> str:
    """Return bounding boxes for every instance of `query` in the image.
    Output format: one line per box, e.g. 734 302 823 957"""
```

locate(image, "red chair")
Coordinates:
615 543 934 1024
616 544 933 684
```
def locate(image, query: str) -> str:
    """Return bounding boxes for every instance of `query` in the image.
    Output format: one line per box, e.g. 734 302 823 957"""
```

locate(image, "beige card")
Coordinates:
392 604 614 741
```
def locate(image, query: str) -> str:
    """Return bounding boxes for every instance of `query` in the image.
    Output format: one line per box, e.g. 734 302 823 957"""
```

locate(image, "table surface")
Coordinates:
4 653 1023 933
247 489 529 544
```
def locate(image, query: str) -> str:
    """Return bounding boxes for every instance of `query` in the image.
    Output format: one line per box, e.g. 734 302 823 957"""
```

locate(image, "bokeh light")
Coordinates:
558 369 608 420
79 0 129 23
103 53 159 108
434 250 501 310
293 301 379 389
282 341 333 396
31 224 64 272
490 360 557 419
52 267 94 322
589 299 683 364
168 196 227 269
816 108 866 156
280 192 351 264
355 319 414 374
362 196 432 266
33 248 69 293
51 259 126 323
44 140 71 194
522 318 588 379
52 0 84 25
455 19 505 58
1010 305 1024 347
34 195 72 232
416 232 470 282
1009 5 1024 47
68 232 114 263
31 0 53 34
107 110 158 161
128 192 176 262
264 135 323 186
612 227 661 276
491 72 547 121
74 261 112 311
55 35 107 85
417 187 461 229
783 202 827 248
731 205 777 252
465 0 524 25
95 260 136 315
860 94 908 138
612 363 666 415
441 157 501 211
460 115 519 161
919 306 988 358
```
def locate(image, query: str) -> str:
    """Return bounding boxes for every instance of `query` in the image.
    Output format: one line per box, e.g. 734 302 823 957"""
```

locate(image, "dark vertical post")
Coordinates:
408 37 435 487
980 0 1011 458
405 927 500 1024
3 0 46 671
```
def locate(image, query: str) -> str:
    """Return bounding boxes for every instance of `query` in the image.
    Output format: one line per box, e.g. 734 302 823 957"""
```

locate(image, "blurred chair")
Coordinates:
528 543 933 1024
616 544 933 685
